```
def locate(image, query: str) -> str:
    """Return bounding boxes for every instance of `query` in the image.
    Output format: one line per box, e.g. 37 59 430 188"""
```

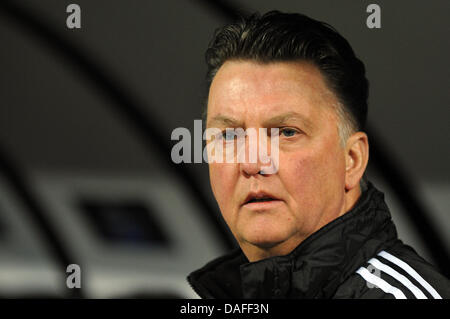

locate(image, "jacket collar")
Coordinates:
188 182 399 298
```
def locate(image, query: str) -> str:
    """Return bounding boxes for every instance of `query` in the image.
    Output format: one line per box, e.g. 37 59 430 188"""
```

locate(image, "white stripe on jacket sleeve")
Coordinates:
378 250 442 299
368 258 427 299
356 267 407 299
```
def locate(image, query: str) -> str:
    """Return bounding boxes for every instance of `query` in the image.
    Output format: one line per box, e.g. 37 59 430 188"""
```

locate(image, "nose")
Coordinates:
239 129 273 177
240 161 262 177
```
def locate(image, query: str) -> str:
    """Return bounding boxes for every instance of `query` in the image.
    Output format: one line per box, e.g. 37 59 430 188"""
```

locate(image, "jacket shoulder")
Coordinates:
334 243 450 299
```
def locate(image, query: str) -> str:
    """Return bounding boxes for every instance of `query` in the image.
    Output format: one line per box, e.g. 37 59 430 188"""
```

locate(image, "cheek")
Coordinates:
279 152 318 201
209 163 238 214
279 143 345 203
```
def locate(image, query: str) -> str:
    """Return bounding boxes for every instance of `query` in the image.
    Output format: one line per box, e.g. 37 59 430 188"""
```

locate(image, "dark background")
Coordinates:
0 0 448 298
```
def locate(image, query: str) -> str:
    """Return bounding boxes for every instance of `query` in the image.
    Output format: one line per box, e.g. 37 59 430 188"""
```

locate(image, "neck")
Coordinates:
340 185 362 217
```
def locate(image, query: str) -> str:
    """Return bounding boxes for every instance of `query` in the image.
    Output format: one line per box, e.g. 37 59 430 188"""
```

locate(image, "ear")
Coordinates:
344 131 369 191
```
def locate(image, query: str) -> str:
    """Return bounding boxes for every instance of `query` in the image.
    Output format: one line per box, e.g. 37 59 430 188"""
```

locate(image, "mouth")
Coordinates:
246 197 276 204
242 192 282 208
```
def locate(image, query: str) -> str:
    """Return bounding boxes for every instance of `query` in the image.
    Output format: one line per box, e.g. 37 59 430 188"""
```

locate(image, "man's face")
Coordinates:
206 60 349 260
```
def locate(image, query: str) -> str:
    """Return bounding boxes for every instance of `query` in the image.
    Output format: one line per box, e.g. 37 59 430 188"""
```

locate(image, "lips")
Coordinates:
242 191 281 206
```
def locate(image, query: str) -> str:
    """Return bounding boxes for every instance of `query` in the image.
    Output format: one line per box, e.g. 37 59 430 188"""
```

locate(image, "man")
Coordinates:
187 11 449 299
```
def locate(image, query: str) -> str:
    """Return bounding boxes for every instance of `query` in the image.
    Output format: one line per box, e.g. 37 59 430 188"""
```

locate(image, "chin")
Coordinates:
242 228 289 249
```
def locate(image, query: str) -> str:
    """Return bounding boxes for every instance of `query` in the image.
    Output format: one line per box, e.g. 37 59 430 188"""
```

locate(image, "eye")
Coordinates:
280 128 298 137
222 130 237 141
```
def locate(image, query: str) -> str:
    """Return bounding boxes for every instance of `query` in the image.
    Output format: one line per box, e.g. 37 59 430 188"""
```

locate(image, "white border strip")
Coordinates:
378 251 442 299
368 258 427 299
356 267 407 299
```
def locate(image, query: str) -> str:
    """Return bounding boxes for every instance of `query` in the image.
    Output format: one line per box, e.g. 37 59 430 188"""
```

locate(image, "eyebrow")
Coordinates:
207 115 243 128
262 112 314 131
207 111 314 131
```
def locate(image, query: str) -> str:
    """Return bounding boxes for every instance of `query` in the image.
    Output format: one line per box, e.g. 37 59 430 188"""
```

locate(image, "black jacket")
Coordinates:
187 182 450 299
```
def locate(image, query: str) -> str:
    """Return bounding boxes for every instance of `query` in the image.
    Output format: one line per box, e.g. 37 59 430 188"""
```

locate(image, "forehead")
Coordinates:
207 60 339 125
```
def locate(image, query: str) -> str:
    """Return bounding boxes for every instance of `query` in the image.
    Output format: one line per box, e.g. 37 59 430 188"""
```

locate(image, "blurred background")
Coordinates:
0 0 448 298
